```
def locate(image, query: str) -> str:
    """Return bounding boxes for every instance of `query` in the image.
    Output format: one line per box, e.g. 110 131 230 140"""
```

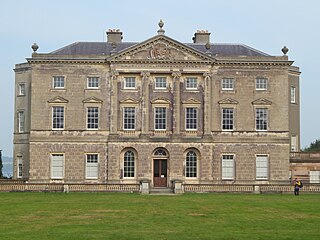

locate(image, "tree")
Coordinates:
303 139 320 152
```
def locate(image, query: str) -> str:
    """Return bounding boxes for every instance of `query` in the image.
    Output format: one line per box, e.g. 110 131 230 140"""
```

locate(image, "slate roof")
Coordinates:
50 42 270 57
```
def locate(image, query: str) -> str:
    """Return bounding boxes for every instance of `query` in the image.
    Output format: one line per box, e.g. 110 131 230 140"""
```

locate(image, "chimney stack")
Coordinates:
106 29 123 43
192 30 211 44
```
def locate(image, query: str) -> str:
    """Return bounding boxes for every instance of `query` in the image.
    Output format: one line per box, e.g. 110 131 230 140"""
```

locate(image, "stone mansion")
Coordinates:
13 21 300 188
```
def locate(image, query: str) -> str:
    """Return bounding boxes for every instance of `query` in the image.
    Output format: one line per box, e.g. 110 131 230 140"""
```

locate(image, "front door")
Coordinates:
153 159 167 187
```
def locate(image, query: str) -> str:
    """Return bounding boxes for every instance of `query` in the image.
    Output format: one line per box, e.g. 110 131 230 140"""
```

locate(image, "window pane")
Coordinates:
155 107 166 130
186 151 197 178
186 108 197 130
124 77 136 89
256 108 268 131
186 77 197 89
86 154 98 179
52 106 64 129
256 78 267 90
256 155 268 180
53 76 65 88
222 108 234 130
87 107 99 129
18 111 25 133
87 77 100 88
123 107 135 130
291 86 296 103
222 155 234 179
155 77 167 89
222 78 234 90
124 151 135 178
51 154 64 179
18 83 26 95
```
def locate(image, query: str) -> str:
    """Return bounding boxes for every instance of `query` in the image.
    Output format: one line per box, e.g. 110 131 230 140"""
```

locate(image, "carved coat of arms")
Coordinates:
149 43 174 60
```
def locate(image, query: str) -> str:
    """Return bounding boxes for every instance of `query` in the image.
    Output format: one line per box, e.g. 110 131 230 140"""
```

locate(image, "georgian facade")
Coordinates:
13 23 300 187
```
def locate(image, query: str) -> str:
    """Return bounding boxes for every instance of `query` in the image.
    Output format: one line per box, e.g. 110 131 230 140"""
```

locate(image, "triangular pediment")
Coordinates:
82 97 103 103
109 35 213 62
119 98 139 104
48 96 69 103
252 98 272 105
151 98 171 104
218 98 239 105
182 98 201 105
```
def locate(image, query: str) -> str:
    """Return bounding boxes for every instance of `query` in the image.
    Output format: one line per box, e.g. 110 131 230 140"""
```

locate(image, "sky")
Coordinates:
0 0 319 157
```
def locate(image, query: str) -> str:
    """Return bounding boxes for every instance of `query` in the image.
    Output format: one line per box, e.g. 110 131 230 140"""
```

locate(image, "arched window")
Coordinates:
124 150 135 178
154 149 167 157
186 151 197 178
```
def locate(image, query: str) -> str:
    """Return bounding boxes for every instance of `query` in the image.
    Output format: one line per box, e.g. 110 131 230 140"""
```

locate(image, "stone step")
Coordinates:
149 188 174 195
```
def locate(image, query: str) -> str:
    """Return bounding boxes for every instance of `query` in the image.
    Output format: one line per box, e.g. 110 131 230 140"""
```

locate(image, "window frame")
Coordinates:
53 76 65 89
18 110 25 133
222 78 234 91
86 154 99 179
87 107 99 130
123 150 135 178
52 106 65 130
123 107 136 130
222 108 234 131
17 156 23 178
255 108 268 131
51 154 64 179
185 151 197 178
221 154 235 180
155 77 167 90
255 78 268 91
185 107 198 130
154 107 167 130
18 83 26 96
124 77 136 89
185 77 198 90
310 171 320 183
87 77 100 89
290 86 296 103
255 155 269 180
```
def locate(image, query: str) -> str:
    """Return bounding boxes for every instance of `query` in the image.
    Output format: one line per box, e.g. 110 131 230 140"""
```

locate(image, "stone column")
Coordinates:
110 71 119 134
172 71 181 135
141 71 150 135
203 72 212 136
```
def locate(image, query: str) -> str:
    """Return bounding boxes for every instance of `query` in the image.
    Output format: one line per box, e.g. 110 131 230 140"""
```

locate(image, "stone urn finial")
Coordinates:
281 46 289 55
157 19 165 35
31 43 39 52
205 42 211 55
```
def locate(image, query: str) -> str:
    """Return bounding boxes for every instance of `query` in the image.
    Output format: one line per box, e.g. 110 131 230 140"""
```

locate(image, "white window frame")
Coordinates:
255 78 268 90
154 107 167 130
53 76 65 89
185 107 197 130
17 156 23 178
123 150 135 178
186 77 198 90
18 83 26 96
222 78 234 90
18 110 25 133
123 107 136 130
310 171 320 183
86 154 99 179
222 108 234 131
87 107 99 130
291 135 298 152
155 77 167 90
222 154 235 180
52 106 65 130
51 154 64 179
291 86 296 103
256 155 269 180
185 151 197 178
124 77 136 89
255 108 268 131
87 77 100 89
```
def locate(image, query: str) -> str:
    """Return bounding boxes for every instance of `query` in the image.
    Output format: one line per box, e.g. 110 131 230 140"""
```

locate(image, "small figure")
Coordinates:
293 178 303 195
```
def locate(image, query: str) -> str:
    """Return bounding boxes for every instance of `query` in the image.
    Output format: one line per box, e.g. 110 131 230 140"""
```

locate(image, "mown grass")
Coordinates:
0 192 319 240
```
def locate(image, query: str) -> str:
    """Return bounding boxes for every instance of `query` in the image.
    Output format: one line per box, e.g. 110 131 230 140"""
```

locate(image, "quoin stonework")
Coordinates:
13 21 301 189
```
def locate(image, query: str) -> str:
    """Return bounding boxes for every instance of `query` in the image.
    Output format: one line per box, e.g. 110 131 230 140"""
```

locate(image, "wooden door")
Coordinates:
153 159 167 187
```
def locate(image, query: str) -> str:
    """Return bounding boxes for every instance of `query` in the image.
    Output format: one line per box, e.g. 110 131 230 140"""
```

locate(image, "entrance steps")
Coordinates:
149 187 174 195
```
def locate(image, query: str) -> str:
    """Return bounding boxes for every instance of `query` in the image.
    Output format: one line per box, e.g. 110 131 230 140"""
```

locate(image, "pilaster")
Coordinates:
172 71 181 135
141 71 150 135
203 72 212 136
110 71 119 134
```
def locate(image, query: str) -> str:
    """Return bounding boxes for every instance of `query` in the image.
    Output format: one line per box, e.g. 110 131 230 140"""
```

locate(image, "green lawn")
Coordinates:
0 192 319 240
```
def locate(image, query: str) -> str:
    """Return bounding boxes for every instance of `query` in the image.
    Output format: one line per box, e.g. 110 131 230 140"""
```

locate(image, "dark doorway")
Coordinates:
153 159 167 187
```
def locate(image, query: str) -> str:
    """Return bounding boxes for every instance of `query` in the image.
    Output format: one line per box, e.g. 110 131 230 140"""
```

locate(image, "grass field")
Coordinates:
0 192 319 240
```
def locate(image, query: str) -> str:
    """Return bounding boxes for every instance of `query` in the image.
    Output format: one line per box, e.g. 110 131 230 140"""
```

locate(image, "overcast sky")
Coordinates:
1 0 319 157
